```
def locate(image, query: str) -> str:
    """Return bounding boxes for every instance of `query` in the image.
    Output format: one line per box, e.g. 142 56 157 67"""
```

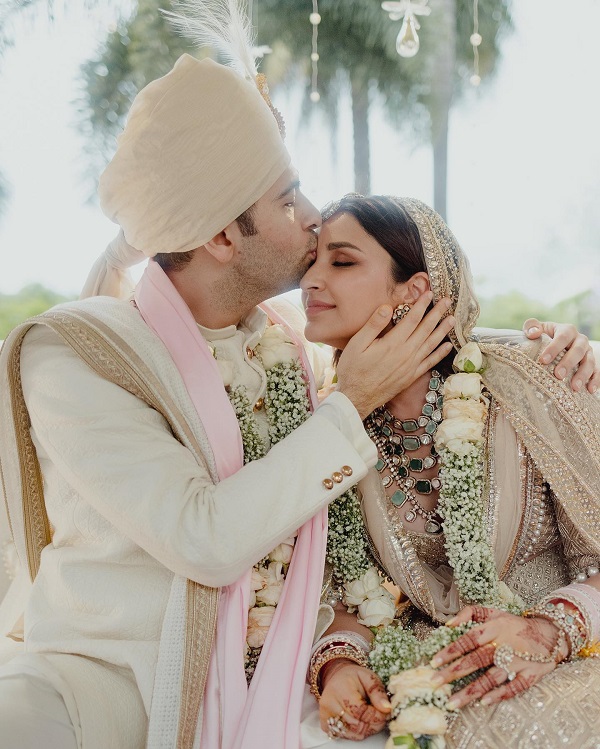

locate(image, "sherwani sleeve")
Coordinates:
20 327 376 587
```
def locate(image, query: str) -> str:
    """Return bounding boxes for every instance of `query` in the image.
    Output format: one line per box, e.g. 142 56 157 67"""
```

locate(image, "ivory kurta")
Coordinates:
0 295 376 748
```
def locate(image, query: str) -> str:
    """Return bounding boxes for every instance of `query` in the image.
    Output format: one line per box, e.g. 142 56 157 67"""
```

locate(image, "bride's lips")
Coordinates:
305 301 335 318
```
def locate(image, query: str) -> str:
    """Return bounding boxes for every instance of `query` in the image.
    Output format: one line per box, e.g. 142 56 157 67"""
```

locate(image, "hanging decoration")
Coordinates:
309 0 321 102
470 0 482 85
381 0 431 58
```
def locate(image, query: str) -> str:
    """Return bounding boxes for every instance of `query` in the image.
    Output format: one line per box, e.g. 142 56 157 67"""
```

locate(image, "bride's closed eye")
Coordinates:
332 260 355 267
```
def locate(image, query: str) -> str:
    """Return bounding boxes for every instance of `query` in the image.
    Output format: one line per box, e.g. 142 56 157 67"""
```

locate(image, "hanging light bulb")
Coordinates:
396 11 420 57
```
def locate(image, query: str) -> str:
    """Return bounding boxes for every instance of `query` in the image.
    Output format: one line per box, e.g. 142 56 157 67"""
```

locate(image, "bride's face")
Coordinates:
300 212 403 350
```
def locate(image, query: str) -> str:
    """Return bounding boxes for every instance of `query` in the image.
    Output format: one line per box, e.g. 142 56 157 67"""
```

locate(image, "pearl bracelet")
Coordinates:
525 600 587 658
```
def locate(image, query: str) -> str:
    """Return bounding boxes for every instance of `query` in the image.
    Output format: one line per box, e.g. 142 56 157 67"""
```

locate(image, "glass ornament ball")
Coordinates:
470 74 481 86
311 52 320 61
310 91 321 102
309 12 321 25
470 32 482 46
396 14 420 57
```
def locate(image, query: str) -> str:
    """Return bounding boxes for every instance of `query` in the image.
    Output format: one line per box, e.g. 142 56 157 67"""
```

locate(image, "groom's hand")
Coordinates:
336 292 455 419
524 318 599 394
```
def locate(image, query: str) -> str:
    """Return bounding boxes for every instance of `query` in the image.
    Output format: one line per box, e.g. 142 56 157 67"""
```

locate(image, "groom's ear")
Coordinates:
203 219 243 264
396 272 431 304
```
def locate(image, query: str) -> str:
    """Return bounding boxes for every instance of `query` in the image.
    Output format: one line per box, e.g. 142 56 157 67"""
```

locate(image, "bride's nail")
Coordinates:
527 326 540 335
430 656 442 668
446 616 458 626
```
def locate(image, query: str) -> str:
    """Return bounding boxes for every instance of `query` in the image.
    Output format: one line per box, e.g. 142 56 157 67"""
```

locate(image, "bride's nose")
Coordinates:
299 262 324 292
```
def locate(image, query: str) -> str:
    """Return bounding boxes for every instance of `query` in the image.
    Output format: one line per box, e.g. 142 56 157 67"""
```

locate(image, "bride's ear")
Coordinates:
394 272 431 304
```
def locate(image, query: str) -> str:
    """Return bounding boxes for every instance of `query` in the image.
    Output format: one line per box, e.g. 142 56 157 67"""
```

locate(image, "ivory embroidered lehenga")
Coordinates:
354 200 600 748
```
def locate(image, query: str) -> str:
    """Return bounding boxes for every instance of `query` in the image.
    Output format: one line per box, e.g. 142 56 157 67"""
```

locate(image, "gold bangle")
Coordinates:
308 643 369 700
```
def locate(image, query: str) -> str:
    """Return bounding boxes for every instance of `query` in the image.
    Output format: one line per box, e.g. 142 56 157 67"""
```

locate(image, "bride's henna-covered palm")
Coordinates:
319 661 391 740
428 606 568 709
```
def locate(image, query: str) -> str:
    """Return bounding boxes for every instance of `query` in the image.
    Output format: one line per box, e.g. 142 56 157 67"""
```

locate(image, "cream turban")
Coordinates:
81 54 290 299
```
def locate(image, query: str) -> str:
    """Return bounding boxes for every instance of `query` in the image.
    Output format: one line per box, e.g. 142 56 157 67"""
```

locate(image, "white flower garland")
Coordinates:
370 342 524 747
212 324 311 681
435 342 522 612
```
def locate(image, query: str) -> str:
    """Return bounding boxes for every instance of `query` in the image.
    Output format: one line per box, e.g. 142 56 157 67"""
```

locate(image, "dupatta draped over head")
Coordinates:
351 196 600 621
401 198 600 553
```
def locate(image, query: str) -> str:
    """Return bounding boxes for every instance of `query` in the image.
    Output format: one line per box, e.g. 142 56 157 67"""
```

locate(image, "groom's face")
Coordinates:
233 167 321 298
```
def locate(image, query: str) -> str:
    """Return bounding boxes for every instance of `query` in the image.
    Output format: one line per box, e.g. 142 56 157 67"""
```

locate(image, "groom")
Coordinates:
0 53 595 749
0 53 459 749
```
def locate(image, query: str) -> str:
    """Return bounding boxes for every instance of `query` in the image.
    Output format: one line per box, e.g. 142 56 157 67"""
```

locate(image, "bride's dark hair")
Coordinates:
321 193 427 284
322 193 454 376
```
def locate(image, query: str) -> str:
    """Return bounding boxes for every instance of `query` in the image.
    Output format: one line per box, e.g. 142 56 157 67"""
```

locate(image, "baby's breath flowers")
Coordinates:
436 342 522 612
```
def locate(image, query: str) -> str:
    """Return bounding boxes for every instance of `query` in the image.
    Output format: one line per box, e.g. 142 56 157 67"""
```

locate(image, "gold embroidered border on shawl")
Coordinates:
0 308 218 749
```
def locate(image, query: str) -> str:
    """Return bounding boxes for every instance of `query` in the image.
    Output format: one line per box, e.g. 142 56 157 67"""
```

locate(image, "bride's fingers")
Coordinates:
430 625 497 669
431 643 497 689
479 665 552 706
445 666 509 710
446 605 504 627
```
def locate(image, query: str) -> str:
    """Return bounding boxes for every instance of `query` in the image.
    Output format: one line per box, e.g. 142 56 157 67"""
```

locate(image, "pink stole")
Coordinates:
134 261 327 748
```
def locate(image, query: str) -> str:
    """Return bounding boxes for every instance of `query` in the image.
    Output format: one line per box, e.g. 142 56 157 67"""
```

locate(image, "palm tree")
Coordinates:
77 0 510 217
259 0 511 215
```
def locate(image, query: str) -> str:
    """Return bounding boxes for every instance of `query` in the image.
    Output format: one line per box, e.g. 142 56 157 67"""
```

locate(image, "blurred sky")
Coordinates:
0 0 599 302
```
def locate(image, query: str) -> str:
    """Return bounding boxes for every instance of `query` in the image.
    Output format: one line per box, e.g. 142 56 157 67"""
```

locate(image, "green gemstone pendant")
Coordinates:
409 458 423 471
402 436 421 451
401 419 419 432
391 490 407 506
416 479 432 494
375 459 385 472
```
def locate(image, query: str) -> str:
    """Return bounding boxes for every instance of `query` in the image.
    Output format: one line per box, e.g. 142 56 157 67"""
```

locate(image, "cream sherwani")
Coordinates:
0 296 376 748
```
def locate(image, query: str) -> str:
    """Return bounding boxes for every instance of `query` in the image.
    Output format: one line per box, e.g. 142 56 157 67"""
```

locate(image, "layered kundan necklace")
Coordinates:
365 371 444 535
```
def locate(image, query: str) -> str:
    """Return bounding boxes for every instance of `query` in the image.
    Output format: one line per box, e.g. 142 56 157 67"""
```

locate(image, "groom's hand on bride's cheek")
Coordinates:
524 318 599 394
336 294 455 419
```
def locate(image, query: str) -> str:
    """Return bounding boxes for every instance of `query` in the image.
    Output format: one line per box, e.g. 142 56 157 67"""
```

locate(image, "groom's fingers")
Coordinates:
342 305 394 357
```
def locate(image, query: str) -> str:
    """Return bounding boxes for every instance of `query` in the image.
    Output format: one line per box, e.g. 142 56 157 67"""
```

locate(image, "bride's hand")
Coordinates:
427 606 569 709
319 660 391 740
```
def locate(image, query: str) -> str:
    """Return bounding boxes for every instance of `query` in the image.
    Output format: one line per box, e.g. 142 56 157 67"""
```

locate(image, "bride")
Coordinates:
299 194 600 747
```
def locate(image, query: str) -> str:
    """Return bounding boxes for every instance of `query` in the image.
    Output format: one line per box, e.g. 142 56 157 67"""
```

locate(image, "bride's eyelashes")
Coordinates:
332 261 355 267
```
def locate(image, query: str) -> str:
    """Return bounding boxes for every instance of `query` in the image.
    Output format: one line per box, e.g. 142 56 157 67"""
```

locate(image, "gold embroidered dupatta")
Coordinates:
404 198 600 563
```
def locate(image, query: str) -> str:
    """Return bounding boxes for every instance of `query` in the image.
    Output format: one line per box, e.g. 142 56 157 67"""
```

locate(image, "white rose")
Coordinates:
443 373 483 400
246 605 276 648
250 567 267 592
442 398 487 423
435 417 484 453
255 561 285 606
389 704 447 736
357 591 396 627
344 566 383 606
388 666 451 707
453 342 484 373
215 357 235 387
269 539 295 564
257 324 299 370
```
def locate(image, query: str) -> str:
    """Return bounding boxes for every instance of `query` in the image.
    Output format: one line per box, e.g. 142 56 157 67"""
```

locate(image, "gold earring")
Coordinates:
392 303 411 325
